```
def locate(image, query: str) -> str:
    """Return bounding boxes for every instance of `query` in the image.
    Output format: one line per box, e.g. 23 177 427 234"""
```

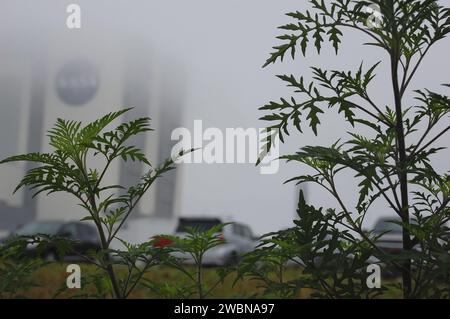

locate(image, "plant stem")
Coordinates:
99 228 123 299
389 1 412 297
87 190 123 299
197 255 204 299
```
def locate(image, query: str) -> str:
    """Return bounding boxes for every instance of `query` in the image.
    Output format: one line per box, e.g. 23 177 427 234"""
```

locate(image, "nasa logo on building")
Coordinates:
55 59 99 106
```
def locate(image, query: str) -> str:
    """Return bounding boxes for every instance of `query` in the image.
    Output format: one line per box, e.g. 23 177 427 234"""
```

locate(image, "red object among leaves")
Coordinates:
153 236 174 248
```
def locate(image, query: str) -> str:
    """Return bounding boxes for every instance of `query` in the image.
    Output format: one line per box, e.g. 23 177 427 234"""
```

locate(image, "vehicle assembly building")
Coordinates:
0 8 185 234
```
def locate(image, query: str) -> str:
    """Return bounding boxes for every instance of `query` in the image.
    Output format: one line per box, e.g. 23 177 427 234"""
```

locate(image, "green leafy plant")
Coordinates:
160 224 232 299
237 238 297 299
239 191 386 299
0 108 188 299
259 0 450 298
0 236 48 298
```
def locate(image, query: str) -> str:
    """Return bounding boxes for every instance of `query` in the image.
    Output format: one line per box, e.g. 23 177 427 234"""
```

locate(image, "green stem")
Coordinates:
388 0 412 298
197 255 204 299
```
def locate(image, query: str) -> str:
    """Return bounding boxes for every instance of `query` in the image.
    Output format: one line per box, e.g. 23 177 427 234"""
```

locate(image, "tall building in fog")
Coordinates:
0 14 184 231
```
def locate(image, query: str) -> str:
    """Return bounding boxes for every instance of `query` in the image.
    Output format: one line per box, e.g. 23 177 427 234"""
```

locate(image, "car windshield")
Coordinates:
176 219 221 232
15 222 63 236
374 219 402 234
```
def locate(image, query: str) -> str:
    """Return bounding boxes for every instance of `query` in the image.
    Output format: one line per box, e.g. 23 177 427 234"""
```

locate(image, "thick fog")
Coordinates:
0 0 449 235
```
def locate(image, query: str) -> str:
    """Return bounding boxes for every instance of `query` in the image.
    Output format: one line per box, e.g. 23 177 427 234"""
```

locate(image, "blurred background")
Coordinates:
0 0 449 243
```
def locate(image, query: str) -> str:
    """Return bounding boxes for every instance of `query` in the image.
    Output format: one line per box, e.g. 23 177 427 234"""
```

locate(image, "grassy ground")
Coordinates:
5 262 402 299
12 263 298 299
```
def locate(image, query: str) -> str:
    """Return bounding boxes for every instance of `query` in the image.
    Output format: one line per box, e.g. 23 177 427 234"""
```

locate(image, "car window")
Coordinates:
232 224 240 236
374 219 402 233
176 218 221 232
60 223 78 238
242 225 253 239
77 224 95 239
235 224 253 239
15 222 62 236
233 224 245 237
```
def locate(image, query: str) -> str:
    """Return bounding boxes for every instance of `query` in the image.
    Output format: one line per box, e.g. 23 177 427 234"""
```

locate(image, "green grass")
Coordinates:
6 262 403 299
13 263 269 299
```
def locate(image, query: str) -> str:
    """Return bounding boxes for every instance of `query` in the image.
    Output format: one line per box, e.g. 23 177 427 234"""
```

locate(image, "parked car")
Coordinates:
170 217 257 266
372 218 405 255
372 217 450 253
3 220 101 261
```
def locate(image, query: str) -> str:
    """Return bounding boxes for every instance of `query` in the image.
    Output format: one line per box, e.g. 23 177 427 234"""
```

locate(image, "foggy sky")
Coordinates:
0 0 449 235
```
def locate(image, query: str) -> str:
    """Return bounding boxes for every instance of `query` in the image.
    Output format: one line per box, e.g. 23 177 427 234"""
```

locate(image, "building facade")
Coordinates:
0 16 184 233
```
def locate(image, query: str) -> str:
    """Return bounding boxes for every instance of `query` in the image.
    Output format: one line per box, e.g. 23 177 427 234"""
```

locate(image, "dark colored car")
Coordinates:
373 218 404 255
171 217 256 266
6 220 101 261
